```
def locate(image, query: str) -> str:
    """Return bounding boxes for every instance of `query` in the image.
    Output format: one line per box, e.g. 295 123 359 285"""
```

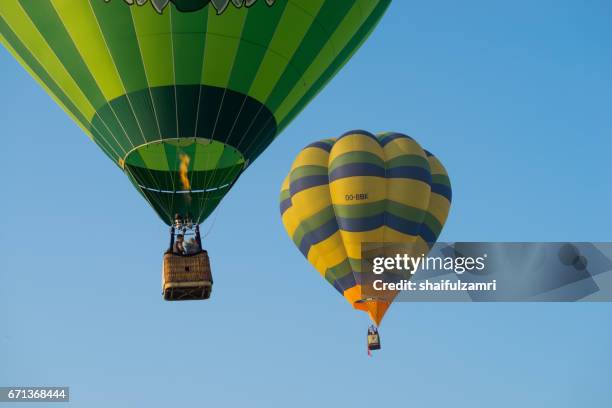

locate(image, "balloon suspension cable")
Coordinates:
203 172 240 239
203 205 222 238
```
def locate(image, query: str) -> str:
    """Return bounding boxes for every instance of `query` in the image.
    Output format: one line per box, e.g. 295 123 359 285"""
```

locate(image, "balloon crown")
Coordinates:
104 0 277 14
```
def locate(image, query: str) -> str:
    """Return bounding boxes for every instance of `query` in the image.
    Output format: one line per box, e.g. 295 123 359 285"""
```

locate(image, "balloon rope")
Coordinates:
203 204 222 239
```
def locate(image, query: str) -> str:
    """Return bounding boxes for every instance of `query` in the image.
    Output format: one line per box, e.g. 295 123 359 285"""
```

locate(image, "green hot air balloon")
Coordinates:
0 0 390 300
0 0 391 225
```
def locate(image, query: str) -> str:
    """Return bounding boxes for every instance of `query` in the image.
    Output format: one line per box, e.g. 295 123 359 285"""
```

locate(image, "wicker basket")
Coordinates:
162 251 212 301
367 333 381 351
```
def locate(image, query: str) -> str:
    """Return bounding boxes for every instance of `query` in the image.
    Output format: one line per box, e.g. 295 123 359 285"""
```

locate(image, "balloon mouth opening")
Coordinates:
137 183 232 194
123 138 244 168
122 138 245 225
353 299 391 327
354 297 379 304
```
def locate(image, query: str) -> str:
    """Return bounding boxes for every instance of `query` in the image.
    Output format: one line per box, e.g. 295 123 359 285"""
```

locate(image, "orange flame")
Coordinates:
179 153 191 191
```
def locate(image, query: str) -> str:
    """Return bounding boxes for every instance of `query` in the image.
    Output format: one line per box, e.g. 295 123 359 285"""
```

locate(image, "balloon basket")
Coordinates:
367 328 381 351
162 251 212 301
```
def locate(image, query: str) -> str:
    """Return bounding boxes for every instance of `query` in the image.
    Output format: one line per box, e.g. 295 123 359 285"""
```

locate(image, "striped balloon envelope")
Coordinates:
0 0 391 225
280 131 452 325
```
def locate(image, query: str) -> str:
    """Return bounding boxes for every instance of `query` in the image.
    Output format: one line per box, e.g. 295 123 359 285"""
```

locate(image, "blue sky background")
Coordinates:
1 1 611 407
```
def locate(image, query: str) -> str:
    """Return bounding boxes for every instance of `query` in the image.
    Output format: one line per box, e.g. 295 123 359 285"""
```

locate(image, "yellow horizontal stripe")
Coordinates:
382 227 418 245
329 176 386 205
427 194 451 226
291 145 330 170
383 137 426 160
414 237 432 257
330 134 384 162
387 179 430 209
290 184 331 219
281 210 300 239
428 155 448 175
308 231 348 277
339 228 385 260
280 178 300 238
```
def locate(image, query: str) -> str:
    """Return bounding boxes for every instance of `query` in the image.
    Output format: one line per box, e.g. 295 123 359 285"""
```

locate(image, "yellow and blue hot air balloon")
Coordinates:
0 0 391 299
280 131 452 349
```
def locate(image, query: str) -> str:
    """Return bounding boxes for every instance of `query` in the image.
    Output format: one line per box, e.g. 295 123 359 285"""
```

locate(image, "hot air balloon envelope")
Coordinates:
0 0 391 224
280 131 452 326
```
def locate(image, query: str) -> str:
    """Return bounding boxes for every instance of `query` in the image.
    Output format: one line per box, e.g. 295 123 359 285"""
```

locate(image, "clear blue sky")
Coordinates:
1 1 611 407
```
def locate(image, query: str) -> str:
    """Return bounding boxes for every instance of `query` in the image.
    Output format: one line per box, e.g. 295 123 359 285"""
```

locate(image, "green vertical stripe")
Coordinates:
227 1 288 94
171 7 208 140
172 6 208 84
89 117 126 160
131 4 173 87
125 88 161 142
90 0 153 147
18 0 106 109
264 0 354 113
277 0 391 131
89 0 148 93
91 108 136 154
246 0 324 104
200 6 247 88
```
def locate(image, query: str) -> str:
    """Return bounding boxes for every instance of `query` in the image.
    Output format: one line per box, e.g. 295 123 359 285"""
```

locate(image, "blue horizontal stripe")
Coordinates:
279 198 292 215
418 222 438 244
431 183 452 202
387 166 432 184
329 163 385 182
290 175 329 195
298 218 339 258
380 132 413 146
337 214 384 232
306 141 333 152
333 273 357 294
339 129 378 142
385 212 422 235
335 212 423 235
